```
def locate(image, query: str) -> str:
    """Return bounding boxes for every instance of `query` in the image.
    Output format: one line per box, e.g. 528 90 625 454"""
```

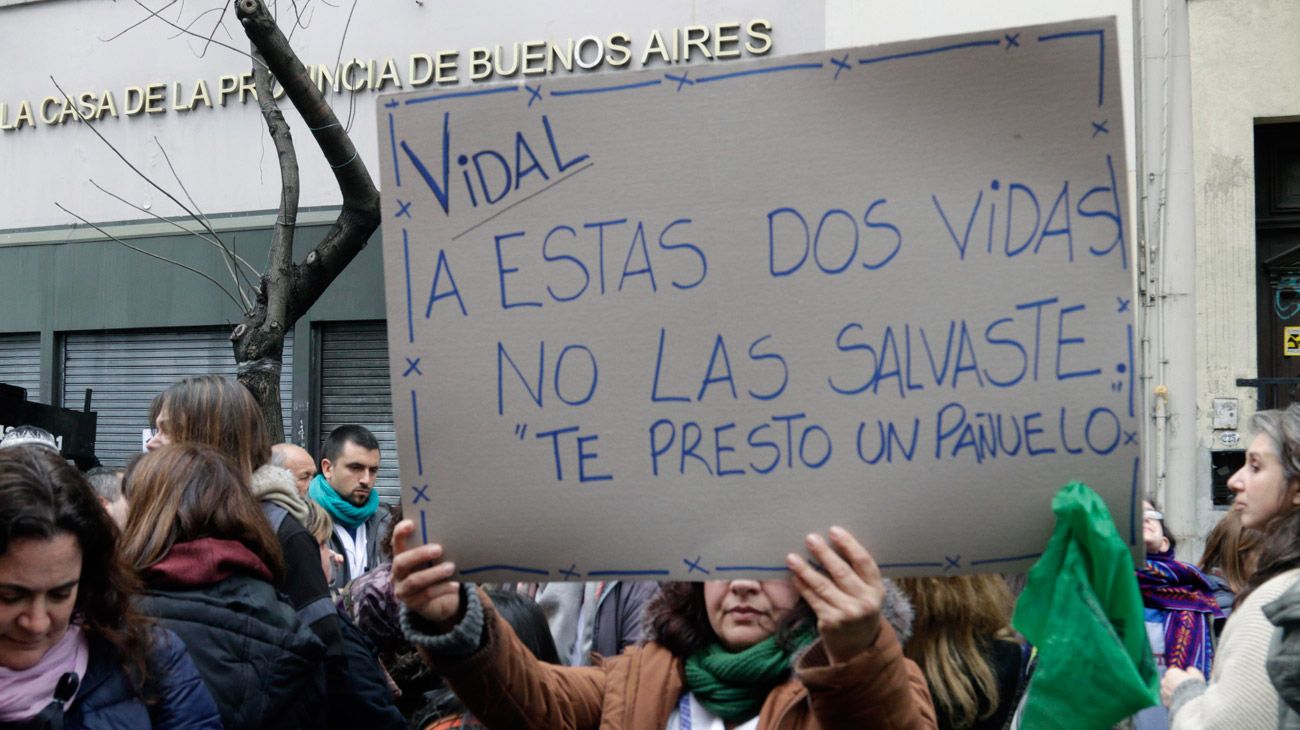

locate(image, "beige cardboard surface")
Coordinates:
377 17 1137 581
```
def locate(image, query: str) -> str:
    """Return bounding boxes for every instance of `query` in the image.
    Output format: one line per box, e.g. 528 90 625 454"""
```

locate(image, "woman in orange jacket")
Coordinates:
391 523 936 730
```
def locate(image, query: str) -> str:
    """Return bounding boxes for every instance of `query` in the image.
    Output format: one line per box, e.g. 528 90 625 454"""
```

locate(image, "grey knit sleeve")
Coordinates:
399 582 486 657
1169 676 1208 719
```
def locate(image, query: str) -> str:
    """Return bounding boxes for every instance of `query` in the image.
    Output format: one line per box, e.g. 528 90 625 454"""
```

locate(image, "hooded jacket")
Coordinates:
407 586 936 730
252 464 344 656
1265 575 1300 729
136 537 327 730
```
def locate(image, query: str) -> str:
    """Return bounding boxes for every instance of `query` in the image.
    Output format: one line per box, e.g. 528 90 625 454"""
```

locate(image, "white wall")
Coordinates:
0 0 825 231
1188 0 1300 547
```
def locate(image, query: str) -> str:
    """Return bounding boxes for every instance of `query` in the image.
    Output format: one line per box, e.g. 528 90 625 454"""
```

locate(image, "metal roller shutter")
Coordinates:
317 321 399 504
0 333 42 403
62 328 293 467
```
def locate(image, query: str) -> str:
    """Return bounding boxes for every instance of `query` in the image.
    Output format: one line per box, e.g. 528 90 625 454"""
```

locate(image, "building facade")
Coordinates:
1 0 1273 563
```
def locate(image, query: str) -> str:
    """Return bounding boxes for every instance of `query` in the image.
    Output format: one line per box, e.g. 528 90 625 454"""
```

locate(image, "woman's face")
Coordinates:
1230 433 1300 529
146 407 173 451
703 579 800 652
0 534 81 670
1142 501 1169 554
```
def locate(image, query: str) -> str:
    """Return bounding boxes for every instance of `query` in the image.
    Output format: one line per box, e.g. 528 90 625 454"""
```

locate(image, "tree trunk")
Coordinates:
228 0 381 442
232 313 288 443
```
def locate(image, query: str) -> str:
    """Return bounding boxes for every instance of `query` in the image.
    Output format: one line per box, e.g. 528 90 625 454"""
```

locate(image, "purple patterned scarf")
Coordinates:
1137 552 1222 675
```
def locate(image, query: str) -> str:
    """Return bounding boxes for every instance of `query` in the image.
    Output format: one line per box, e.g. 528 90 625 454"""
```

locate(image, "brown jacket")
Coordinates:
430 591 937 730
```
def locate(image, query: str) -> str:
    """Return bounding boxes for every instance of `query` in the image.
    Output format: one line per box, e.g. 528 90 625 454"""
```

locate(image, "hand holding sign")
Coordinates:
788 526 886 664
391 518 462 631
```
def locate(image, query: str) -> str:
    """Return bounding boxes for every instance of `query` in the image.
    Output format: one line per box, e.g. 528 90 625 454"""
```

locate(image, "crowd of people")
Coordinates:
2 374 1300 728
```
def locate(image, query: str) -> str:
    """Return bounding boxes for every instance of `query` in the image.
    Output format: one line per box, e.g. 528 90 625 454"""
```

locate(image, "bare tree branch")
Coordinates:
88 178 261 280
55 203 247 311
51 75 258 306
195 2 232 56
131 0 267 68
235 0 380 324
153 138 262 291
50 75 255 308
332 0 360 133
251 46 299 338
99 0 180 42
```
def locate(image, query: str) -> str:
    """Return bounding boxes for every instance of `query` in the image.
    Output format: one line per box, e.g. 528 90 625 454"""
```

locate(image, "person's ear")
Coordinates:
1159 537 1170 553
320 458 333 480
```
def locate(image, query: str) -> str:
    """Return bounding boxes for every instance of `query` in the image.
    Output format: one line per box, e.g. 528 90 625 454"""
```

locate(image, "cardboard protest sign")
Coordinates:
378 17 1137 581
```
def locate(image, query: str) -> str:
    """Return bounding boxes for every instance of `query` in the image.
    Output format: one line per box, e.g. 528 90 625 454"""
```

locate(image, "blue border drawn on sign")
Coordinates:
858 39 1001 67
405 86 518 105
694 62 825 84
387 113 401 187
969 553 1043 567
461 564 552 577
550 79 663 97
1037 29 1105 107
410 389 424 475
402 229 414 344
1130 456 1140 546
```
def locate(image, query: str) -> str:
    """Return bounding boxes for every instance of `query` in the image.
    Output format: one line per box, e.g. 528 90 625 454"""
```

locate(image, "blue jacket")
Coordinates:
36 629 221 730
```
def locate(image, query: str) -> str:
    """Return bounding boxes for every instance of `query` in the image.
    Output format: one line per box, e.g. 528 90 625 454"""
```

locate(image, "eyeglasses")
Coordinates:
1144 509 1164 521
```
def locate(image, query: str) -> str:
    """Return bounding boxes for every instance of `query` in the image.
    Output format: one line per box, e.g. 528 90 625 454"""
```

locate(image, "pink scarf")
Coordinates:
0 624 90 721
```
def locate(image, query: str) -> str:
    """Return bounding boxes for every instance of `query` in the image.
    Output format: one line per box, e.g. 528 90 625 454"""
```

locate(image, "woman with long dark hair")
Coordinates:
391 522 936 729
120 443 326 729
0 444 221 729
1161 405 1300 728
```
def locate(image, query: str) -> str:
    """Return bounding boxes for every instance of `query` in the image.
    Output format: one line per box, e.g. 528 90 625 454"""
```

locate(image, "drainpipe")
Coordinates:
1154 384 1169 507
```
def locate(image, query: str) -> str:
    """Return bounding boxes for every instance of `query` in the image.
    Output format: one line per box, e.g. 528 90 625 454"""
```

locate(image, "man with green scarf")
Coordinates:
311 424 392 590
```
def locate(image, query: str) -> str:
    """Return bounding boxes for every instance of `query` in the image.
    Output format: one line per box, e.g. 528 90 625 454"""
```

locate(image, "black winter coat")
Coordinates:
138 574 327 730
330 612 407 730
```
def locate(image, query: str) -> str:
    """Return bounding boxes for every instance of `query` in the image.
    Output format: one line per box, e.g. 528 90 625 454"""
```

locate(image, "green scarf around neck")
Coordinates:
309 473 378 530
683 628 814 724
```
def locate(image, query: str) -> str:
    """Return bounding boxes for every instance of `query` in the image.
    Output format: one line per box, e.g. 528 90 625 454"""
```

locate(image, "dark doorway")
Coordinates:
1252 122 1300 408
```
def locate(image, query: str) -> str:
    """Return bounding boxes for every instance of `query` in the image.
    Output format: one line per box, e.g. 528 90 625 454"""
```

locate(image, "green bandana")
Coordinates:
309 473 378 530
683 628 814 724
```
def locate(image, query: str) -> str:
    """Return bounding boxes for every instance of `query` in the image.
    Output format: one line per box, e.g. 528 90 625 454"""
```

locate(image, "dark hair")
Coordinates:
85 466 125 503
413 589 559 729
149 375 270 479
487 589 561 665
648 582 814 658
377 504 401 561
1199 509 1262 593
1145 498 1178 553
1243 512 1300 605
120 443 285 583
0 445 153 684
322 424 380 464
1241 406 1300 603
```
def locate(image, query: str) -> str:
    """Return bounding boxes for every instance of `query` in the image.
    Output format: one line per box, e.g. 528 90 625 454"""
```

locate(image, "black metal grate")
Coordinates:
1236 377 1300 410
1210 449 1244 507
